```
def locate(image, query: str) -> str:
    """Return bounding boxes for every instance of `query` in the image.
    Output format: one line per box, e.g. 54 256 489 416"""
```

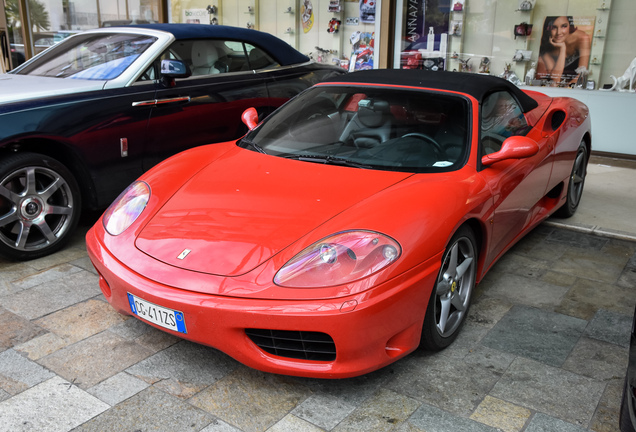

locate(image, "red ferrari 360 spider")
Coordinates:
86 70 591 378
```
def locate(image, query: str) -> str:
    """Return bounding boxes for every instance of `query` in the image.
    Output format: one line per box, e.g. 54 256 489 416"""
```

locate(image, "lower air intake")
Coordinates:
245 329 336 361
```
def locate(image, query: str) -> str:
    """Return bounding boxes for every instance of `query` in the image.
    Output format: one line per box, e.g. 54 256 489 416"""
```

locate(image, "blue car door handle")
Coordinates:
132 96 191 107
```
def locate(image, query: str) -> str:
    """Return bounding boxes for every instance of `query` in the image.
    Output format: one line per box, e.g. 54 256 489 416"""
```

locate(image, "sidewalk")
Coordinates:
546 155 636 241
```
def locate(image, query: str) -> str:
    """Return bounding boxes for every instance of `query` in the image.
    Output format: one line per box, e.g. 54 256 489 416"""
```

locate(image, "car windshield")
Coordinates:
242 86 470 173
15 33 157 80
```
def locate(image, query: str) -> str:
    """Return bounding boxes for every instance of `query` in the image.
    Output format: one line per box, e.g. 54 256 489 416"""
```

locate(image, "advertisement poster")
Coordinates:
536 16 595 86
400 0 451 70
360 0 376 24
301 1 315 33
183 9 208 24
350 31 374 71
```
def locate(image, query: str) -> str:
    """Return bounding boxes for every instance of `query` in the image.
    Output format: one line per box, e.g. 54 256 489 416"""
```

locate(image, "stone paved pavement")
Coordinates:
0 220 634 432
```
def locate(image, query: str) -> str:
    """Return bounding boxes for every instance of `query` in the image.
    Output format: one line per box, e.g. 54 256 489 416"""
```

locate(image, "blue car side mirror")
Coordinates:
160 59 191 78
160 59 191 87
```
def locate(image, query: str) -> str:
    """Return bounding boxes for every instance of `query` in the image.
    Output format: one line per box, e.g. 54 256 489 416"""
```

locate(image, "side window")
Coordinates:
243 43 279 70
188 40 230 75
147 40 281 79
136 64 156 81
480 91 529 155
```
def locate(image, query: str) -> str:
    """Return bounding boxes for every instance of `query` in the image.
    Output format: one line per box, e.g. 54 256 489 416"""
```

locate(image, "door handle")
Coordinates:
131 99 157 107
132 96 191 107
155 96 191 105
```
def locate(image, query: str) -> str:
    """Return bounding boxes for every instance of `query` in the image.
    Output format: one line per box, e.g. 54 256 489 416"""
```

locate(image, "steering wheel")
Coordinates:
401 132 444 155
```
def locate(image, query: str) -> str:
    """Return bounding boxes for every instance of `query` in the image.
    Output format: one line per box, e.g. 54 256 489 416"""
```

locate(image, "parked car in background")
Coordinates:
0 23 344 260
86 70 591 378
9 30 79 66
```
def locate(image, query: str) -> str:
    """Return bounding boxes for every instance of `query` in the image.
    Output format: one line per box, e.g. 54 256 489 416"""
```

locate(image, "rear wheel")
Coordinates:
421 226 477 351
0 153 81 260
621 377 636 432
556 141 587 218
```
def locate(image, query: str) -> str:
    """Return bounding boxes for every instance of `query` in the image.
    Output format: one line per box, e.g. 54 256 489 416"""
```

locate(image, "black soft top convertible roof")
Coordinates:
323 69 539 113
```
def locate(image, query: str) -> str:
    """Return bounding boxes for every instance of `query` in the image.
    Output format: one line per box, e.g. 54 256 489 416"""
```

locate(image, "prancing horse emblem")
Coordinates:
177 249 191 260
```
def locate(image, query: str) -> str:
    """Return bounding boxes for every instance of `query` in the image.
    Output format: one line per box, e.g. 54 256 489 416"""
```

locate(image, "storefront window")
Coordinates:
169 0 381 73
1 0 163 69
394 0 636 92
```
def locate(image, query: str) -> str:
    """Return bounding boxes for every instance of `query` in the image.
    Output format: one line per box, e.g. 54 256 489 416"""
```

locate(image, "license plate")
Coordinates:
127 293 187 334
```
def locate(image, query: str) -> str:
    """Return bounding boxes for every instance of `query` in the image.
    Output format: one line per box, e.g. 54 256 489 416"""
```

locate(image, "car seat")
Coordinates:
191 41 221 75
340 99 393 148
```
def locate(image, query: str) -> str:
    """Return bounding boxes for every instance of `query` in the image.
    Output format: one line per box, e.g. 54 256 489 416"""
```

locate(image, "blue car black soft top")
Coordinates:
128 23 310 66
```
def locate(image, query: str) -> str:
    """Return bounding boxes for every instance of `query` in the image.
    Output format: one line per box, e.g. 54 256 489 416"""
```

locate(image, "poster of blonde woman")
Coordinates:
536 16 594 86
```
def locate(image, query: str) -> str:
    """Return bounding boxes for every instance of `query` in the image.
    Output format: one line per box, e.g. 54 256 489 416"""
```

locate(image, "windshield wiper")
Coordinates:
239 138 267 154
286 154 371 169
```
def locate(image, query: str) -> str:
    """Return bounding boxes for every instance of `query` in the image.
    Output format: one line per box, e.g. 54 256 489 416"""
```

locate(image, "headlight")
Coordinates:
103 181 150 236
274 230 401 288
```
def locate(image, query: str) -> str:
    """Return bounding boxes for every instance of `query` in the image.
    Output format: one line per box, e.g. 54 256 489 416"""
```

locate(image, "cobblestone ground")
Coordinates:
0 222 634 432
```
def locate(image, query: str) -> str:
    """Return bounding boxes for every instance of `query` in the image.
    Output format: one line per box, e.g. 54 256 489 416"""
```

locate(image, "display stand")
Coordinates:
447 7 465 71
590 0 612 89
512 4 535 82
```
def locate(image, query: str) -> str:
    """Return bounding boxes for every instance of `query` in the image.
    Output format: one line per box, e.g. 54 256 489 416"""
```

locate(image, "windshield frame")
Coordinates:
11 28 174 88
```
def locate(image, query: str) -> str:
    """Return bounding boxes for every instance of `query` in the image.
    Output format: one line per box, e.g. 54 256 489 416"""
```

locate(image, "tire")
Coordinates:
621 377 636 432
0 153 81 260
555 141 587 218
420 226 478 351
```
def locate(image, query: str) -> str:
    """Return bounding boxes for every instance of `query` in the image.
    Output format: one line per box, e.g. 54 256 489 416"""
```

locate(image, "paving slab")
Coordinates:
0 306 46 350
126 340 238 398
480 305 588 367
0 376 108 432
86 371 149 406
73 386 212 432
490 357 606 426
0 270 101 320
189 367 312 432
407 403 500 432
0 349 55 395
38 331 154 389
331 388 420 432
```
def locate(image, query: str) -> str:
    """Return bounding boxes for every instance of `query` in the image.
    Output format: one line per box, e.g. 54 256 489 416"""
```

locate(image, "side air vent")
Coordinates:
245 329 336 361
550 110 566 131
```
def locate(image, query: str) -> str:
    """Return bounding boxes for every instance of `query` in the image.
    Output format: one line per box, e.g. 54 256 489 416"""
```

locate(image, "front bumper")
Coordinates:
86 226 439 378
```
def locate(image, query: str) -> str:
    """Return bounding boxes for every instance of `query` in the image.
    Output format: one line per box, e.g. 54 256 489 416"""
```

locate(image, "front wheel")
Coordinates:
420 226 478 351
0 153 81 260
555 141 587 218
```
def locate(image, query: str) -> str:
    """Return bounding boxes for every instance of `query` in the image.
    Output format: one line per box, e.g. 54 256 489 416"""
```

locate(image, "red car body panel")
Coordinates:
86 75 591 378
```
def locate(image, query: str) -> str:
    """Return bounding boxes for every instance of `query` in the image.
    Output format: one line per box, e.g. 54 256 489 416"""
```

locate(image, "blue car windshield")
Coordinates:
244 86 470 173
16 33 157 80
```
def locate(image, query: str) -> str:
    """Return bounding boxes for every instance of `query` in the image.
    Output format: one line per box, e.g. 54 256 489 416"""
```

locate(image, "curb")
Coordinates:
544 220 636 243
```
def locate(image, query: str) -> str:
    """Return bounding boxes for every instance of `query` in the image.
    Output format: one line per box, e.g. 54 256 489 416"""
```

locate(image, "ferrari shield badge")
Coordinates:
177 249 192 260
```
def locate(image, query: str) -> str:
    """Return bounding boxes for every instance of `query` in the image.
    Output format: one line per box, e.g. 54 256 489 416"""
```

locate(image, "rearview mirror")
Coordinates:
481 136 539 166
241 107 259 130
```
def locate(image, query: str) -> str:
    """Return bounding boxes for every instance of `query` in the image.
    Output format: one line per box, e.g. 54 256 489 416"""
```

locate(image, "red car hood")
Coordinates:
135 150 411 276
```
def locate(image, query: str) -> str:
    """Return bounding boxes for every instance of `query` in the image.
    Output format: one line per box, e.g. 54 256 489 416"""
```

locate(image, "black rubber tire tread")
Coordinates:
555 141 587 218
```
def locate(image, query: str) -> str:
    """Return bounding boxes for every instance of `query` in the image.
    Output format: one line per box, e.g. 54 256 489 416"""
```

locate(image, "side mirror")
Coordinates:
160 59 191 87
481 135 539 166
241 107 259 130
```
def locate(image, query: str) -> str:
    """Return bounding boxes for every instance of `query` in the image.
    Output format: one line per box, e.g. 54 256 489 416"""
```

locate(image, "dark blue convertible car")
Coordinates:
0 24 344 260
